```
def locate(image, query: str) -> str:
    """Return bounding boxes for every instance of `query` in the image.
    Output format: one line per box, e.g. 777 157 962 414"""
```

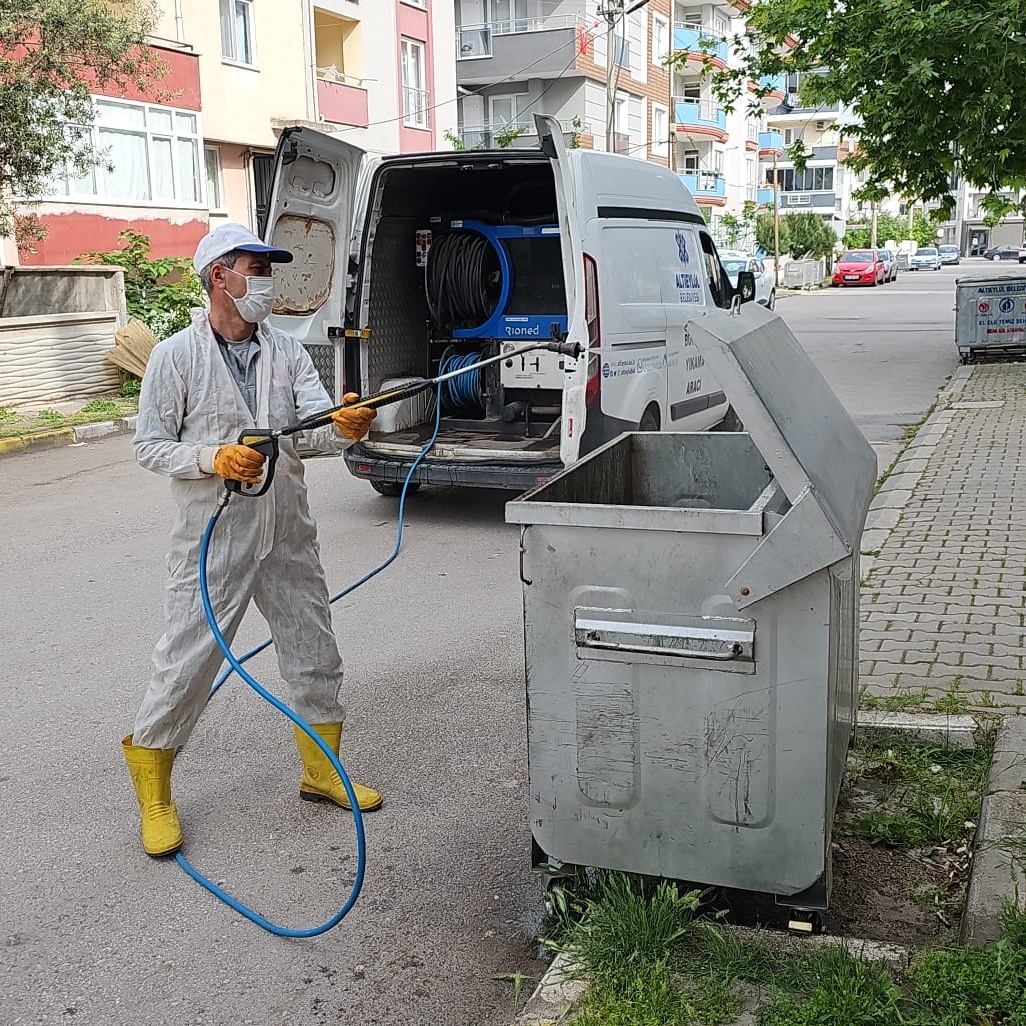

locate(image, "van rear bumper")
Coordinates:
344 445 564 490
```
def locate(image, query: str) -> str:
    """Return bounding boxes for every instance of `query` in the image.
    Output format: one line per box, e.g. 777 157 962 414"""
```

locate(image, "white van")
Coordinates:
265 116 755 494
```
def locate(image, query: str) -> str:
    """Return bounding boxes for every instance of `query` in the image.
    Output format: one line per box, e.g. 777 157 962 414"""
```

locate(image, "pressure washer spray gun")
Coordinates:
227 336 583 498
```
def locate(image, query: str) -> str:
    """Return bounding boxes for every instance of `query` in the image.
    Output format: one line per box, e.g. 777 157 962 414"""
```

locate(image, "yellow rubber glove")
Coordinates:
212 444 266 484
331 391 376 442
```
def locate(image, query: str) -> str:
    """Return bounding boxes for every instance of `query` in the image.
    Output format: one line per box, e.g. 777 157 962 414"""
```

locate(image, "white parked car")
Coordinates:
720 252 776 309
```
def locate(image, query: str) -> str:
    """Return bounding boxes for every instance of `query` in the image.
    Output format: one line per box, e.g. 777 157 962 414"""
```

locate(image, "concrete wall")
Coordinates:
0 266 127 405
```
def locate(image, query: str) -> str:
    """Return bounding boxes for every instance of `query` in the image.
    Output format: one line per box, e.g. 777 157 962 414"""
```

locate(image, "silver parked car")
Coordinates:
939 245 960 265
910 246 942 271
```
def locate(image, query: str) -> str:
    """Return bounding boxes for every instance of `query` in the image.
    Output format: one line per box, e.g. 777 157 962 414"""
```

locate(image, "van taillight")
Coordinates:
584 254 601 408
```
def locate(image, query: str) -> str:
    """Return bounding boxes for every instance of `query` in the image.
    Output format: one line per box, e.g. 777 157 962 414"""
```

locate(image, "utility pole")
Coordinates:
870 202 878 248
601 0 624 153
772 148 780 287
602 0 653 154
907 198 915 236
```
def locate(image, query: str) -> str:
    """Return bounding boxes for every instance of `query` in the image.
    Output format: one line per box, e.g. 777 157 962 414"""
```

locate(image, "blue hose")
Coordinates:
178 384 443 936
441 352 483 413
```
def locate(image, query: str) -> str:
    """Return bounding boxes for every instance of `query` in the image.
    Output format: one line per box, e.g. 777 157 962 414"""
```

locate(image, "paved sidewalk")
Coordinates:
860 363 1026 714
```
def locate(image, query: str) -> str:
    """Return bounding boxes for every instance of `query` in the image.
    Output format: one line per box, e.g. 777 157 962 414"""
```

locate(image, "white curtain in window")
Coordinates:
151 137 175 200
100 129 150 200
178 139 200 203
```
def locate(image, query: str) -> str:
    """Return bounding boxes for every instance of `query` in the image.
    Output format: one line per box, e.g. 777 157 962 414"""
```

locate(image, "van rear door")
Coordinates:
264 126 365 401
533 114 590 467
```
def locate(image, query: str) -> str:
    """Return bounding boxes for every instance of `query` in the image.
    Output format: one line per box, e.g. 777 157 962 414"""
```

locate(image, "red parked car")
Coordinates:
832 249 886 287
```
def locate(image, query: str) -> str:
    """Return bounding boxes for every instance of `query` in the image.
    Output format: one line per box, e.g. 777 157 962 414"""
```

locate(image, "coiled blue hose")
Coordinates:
441 351 483 413
179 384 444 936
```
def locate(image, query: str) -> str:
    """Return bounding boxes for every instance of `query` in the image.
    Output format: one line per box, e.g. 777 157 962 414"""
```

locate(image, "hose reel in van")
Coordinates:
424 220 568 342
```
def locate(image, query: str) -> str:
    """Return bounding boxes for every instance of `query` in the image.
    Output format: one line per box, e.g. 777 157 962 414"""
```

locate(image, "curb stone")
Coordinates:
0 416 136 458
857 710 979 749
513 952 586 1026
0 427 75 457
962 715 1026 946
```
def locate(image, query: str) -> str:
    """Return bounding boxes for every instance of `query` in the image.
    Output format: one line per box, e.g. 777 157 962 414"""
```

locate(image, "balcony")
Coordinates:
672 25 728 68
759 74 786 101
456 16 580 85
680 172 727 204
316 69 369 128
674 99 727 141
457 118 591 151
758 130 785 157
757 187 776 206
745 120 759 151
777 191 837 211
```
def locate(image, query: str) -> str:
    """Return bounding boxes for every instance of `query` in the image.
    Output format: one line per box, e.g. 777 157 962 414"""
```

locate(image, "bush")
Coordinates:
77 229 203 338
782 212 836 259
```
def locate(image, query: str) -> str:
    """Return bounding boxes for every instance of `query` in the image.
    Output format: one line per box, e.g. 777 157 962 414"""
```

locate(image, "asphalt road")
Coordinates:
0 260 999 1025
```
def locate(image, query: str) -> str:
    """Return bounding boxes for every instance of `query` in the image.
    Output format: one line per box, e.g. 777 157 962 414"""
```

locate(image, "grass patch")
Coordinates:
0 394 139 439
841 735 992 851
547 874 1026 1026
934 682 971 715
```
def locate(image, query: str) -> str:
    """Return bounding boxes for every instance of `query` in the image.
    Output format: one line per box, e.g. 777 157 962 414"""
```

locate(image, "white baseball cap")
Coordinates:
193 223 294 274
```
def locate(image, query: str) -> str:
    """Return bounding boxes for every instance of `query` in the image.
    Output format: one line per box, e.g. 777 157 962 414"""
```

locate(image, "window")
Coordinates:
46 98 203 207
770 166 834 192
220 0 255 66
652 14 668 65
699 231 731 309
489 94 520 128
401 38 429 128
682 149 700 173
204 147 224 210
783 128 794 145
679 83 702 101
651 103 668 158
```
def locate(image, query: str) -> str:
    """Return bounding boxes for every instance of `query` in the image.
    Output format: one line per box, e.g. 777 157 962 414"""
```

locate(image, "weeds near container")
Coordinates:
494 971 529 1015
879 689 928 713
844 736 992 851
934 683 970 715
119 377 142 398
80 397 120 416
546 873 702 977
35 408 66 427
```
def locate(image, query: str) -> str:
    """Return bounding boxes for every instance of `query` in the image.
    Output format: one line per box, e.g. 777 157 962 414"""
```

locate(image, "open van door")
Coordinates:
264 126 364 401
534 114 590 467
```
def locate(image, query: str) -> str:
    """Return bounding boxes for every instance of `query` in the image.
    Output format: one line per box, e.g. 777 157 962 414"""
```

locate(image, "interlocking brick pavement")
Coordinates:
860 363 1026 713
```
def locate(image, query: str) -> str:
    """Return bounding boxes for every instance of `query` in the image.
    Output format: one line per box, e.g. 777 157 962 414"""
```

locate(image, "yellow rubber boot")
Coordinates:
294 723 383 812
121 735 183 857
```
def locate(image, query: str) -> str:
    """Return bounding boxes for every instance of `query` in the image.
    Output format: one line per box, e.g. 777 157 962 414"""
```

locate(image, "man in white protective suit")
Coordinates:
121 223 382 858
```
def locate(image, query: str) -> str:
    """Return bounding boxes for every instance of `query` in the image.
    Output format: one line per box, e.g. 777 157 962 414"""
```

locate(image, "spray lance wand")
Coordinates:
227 336 583 497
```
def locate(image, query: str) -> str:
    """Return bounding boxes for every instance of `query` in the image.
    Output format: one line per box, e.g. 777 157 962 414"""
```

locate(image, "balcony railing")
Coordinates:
757 187 776 205
680 172 726 199
672 25 728 64
759 74 786 96
316 67 369 128
457 118 592 150
759 130 785 153
456 14 578 58
674 98 726 134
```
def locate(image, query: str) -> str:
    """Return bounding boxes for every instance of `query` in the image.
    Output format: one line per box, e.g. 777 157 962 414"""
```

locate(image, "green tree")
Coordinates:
444 125 527 151
78 229 204 338
694 0 1026 213
783 212 836 259
756 211 790 257
1 1 161 238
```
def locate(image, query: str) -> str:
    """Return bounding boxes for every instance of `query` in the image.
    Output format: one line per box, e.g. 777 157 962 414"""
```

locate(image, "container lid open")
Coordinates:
686 304 876 606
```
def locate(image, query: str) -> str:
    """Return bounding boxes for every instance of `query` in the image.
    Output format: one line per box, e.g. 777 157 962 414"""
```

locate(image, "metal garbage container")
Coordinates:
506 305 876 915
954 274 1026 362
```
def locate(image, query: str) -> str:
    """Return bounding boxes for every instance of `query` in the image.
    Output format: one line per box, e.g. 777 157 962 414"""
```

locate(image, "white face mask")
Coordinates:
225 267 276 323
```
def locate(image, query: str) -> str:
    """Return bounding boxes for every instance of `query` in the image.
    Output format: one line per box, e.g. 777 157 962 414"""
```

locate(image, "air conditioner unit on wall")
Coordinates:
815 120 827 131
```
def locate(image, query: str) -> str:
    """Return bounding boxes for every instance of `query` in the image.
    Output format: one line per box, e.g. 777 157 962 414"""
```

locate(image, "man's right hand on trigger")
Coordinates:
212 444 266 484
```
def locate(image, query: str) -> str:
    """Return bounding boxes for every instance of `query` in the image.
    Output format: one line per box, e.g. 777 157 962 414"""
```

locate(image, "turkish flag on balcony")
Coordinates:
578 25 591 53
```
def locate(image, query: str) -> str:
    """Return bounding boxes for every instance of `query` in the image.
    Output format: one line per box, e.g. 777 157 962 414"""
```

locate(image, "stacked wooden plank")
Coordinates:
106 321 158 379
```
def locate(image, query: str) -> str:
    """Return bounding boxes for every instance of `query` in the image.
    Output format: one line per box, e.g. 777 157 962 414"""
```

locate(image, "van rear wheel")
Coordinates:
370 481 421 497
639 405 660 432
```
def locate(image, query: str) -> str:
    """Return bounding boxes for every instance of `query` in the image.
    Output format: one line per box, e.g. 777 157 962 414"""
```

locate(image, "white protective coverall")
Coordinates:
132 309 349 750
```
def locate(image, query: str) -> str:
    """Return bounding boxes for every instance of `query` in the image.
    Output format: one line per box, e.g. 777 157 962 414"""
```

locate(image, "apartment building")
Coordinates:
18 0 456 266
453 0 786 227
760 72 857 238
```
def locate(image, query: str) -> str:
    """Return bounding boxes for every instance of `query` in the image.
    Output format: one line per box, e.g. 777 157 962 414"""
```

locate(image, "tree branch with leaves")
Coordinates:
0 0 162 240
